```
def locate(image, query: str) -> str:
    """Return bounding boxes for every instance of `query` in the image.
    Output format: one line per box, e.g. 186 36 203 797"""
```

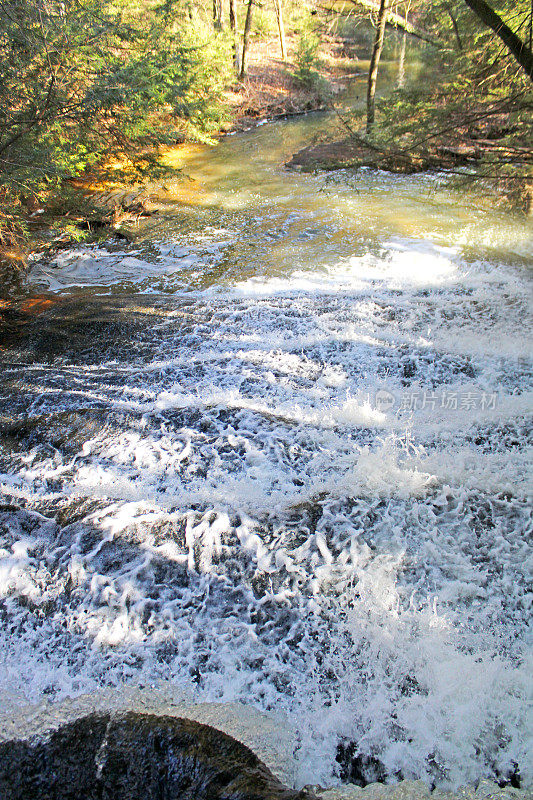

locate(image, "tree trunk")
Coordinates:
462 0 533 80
347 0 437 45
273 0 287 61
213 0 223 29
397 31 406 87
447 7 463 50
397 0 410 87
366 0 390 133
229 0 240 73
240 0 254 80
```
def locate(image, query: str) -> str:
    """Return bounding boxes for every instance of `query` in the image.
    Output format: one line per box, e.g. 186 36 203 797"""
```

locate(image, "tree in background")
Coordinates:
366 0 390 132
239 0 254 79
345 0 532 207
0 0 230 240
273 0 287 60
229 0 240 72
396 1 412 87
461 0 533 79
213 0 224 29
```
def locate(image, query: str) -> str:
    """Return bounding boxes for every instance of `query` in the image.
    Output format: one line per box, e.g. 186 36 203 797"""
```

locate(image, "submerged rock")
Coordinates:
0 711 314 800
285 137 430 174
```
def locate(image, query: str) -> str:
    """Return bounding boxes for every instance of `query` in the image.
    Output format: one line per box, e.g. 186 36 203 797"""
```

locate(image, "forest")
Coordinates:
0 0 532 251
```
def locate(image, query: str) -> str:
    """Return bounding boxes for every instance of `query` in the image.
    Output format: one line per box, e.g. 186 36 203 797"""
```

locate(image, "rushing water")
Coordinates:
0 111 532 790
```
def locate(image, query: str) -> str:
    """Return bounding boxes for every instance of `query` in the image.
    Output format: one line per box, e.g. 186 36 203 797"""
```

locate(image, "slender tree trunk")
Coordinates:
229 0 240 73
448 7 463 50
366 0 390 133
213 0 223 29
397 1 410 87
462 0 533 80
240 0 254 80
397 31 406 87
273 0 287 61
347 0 437 45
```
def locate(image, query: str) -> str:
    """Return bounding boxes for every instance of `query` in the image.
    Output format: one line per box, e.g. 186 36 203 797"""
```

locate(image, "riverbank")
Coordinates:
285 112 533 215
0 31 356 283
221 34 357 131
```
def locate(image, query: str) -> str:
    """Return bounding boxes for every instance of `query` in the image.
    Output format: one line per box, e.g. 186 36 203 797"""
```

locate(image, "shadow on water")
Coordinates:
0 482 527 789
0 100 531 792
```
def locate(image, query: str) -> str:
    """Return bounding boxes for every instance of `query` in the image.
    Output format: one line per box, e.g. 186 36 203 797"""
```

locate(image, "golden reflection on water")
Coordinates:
158 144 213 206
148 108 532 277
23 86 533 301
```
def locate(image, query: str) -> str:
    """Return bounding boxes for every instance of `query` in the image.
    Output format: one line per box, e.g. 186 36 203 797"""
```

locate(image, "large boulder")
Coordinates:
0 711 315 800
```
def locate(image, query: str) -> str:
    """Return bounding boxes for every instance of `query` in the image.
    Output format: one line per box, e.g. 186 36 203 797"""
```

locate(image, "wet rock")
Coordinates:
285 138 429 174
431 783 527 800
318 783 532 800
365 782 431 800
474 781 523 799
0 711 314 800
318 787 365 800
336 742 387 786
316 782 431 800
0 685 298 789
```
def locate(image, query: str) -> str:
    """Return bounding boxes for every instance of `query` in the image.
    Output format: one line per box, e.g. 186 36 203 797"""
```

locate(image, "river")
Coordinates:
0 110 532 789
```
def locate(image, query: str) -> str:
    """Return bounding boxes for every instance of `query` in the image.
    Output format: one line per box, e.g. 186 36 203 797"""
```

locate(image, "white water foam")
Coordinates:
1 230 532 790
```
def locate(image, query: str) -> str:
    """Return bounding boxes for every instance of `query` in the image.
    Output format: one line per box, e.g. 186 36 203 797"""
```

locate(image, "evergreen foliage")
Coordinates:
1 0 531 246
292 28 321 87
0 0 230 241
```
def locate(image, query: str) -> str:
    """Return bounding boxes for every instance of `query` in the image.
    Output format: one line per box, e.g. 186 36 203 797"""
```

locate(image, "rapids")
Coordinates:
0 111 531 790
